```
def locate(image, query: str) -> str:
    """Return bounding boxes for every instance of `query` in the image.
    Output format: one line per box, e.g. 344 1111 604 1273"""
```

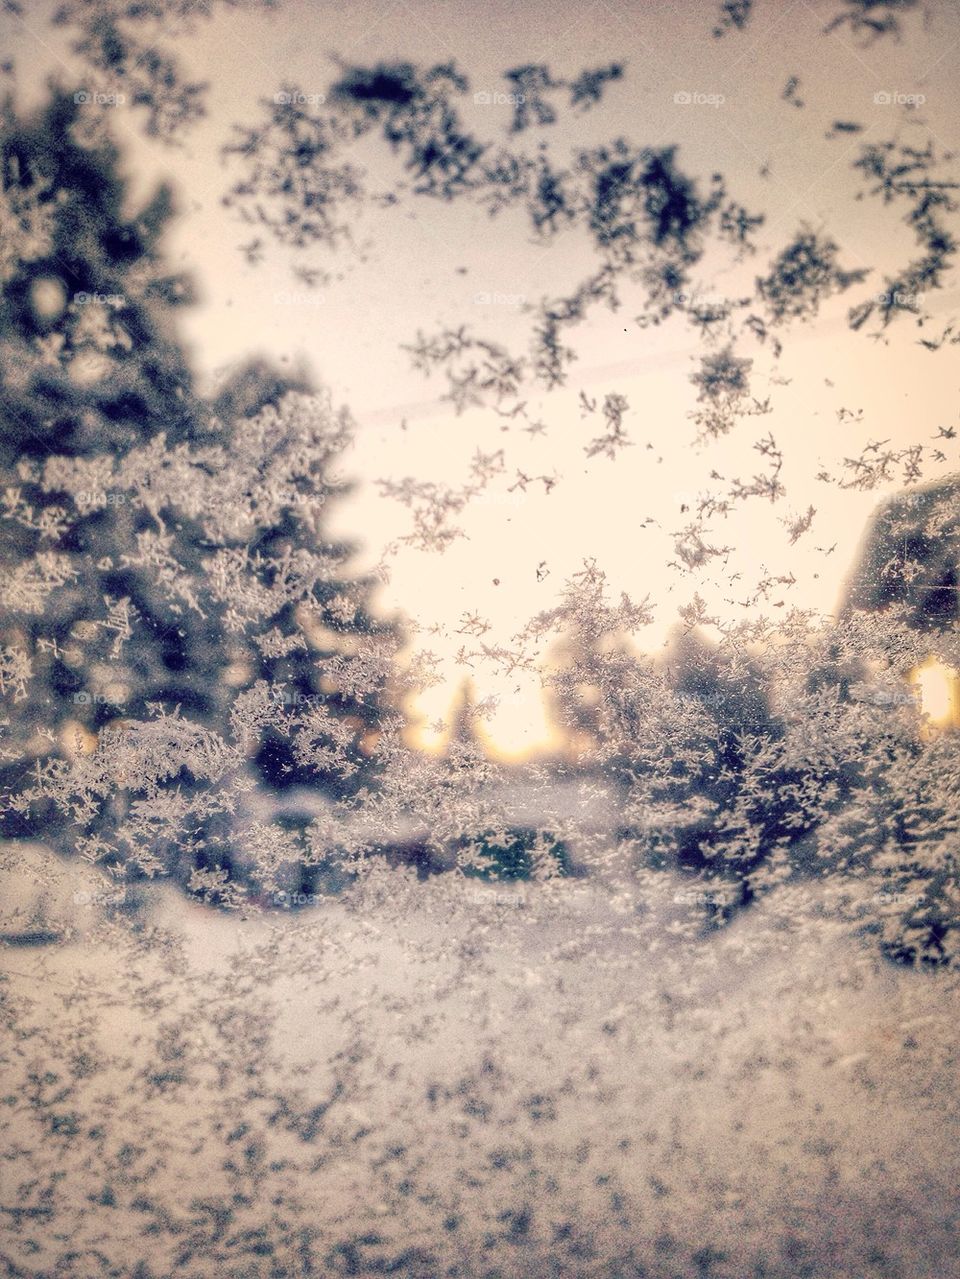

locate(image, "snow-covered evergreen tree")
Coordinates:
0 95 399 901
0 91 230 848
207 358 397 800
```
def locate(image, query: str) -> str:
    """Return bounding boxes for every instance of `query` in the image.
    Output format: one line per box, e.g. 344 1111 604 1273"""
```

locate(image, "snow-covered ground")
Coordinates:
2 845 959 1278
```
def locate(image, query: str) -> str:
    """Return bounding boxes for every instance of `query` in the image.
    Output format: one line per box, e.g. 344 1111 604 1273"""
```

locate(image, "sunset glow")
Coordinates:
914 658 959 730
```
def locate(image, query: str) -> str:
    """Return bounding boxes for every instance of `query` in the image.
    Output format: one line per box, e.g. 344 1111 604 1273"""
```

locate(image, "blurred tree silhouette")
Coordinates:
0 91 230 842
209 357 398 797
0 94 397 895
843 475 960 632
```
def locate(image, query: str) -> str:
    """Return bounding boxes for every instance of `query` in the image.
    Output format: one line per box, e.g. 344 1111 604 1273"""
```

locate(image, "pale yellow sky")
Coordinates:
5 0 960 754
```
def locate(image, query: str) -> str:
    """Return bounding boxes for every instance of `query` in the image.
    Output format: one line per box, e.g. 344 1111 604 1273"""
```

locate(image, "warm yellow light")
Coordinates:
30 276 67 320
59 720 98 757
913 658 958 728
475 681 560 762
404 683 453 755
405 677 561 761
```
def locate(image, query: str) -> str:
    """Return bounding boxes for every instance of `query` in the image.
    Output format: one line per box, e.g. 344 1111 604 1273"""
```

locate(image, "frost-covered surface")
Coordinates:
3 851 959 1278
4 7 960 1276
